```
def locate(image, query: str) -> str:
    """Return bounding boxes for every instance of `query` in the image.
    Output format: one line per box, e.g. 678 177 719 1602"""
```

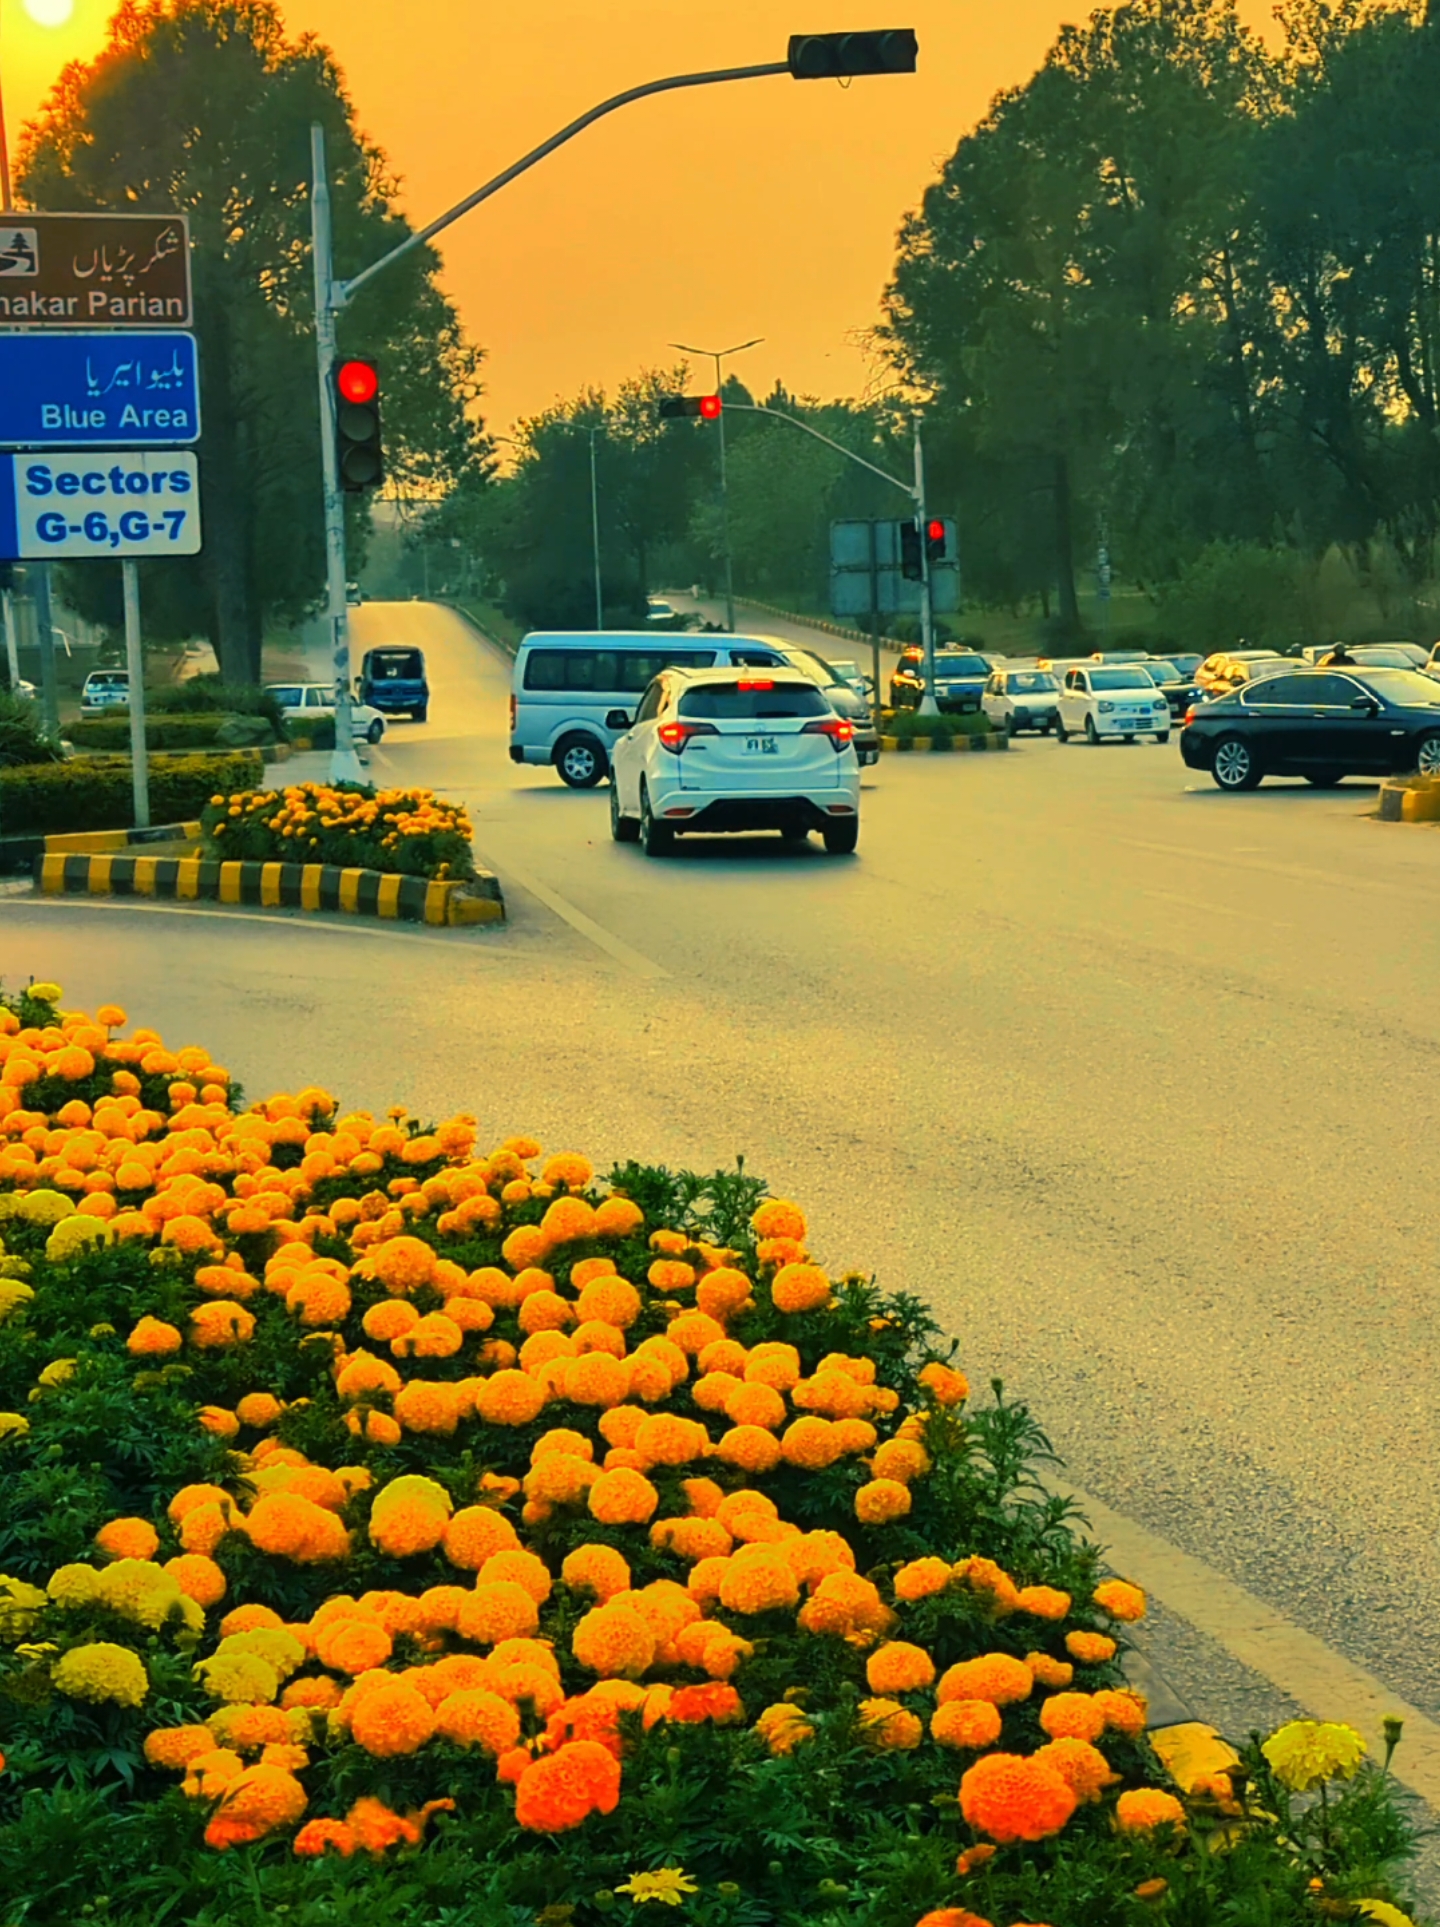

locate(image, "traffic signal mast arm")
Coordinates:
722 401 919 504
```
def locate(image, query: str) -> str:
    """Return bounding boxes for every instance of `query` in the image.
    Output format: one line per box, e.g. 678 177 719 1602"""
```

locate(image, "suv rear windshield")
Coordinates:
1090 668 1153 690
525 647 717 692
679 682 829 720
367 650 424 678
86 673 127 686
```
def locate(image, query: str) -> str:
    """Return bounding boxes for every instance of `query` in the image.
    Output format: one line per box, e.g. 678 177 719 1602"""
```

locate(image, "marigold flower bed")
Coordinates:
0 981 1425 1926
201 781 475 881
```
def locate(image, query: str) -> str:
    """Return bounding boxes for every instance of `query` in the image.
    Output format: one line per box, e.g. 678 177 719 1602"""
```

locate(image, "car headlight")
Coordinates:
1098 700 1114 712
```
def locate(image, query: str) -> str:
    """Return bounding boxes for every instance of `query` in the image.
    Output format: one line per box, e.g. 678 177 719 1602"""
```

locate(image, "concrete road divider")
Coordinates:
0 818 202 877
879 733 1010 754
35 852 504 926
1377 774 1440 822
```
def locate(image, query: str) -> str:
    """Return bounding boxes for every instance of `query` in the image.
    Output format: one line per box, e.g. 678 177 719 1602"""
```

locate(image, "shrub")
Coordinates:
886 709 992 743
146 676 288 736
0 751 262 837
65 715 257 753
0 693 62 771
0 985 1424 1927
200 781 475 881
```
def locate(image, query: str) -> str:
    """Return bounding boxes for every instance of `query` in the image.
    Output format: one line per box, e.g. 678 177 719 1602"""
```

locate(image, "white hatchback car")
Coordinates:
983 666 1061 735
266 682 386 745
1055 664 1170 744
80 668 131 715
609 666 861 856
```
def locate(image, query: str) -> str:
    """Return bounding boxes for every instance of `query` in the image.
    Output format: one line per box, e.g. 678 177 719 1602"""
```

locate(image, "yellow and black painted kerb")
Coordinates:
35 853 504 926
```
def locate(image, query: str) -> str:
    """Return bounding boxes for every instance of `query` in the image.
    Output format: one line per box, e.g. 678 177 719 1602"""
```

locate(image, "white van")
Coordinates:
509 631 795 786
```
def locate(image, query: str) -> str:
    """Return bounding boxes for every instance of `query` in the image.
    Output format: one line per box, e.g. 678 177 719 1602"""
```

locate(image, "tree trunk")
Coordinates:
197 290 259 684
1053 452 1080 634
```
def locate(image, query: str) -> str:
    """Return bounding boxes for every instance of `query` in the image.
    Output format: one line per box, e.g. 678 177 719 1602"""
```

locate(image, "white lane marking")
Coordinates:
1143 889 1291 929
369 746 397 772
0 895 501 953
1117 835 1434 902
495 858 668 978
1061 1480 1440 1805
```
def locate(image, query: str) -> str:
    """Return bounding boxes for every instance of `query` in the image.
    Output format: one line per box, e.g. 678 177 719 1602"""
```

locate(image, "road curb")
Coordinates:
1378 775 1440 822
0 819 203 877
879 733 1009 754
34 852 505 927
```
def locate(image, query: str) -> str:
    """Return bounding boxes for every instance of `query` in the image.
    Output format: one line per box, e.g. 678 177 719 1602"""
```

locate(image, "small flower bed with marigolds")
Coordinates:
200 782 476 882
0 981 1427 1927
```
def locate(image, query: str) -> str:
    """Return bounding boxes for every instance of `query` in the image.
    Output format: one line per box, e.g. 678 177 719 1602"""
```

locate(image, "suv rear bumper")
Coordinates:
662 794 858 834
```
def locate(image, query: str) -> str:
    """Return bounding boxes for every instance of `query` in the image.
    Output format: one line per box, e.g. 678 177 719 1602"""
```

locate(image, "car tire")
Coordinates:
366 720 384 744
1085 716 1100 745
1211 734 1262 791
1156 732 1170 745
411 707 428 723
640 783 673 857
1303 770 1344 787
610 780 640 843
822 819 859 855
1055 717 1069 742
555 734 607 789
1415 731 1440 777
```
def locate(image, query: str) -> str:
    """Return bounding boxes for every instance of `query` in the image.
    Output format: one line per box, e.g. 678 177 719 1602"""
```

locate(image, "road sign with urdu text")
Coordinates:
0 332 199 447
0 212 191 328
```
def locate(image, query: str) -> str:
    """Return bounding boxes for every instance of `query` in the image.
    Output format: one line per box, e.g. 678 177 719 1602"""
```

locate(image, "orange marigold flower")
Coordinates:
1093 1579 1147 1623
572 1602 656 1679
540 1195 597 1244
724 1380 787 1431
866 1641 936 1695
562 1543 632 1601
1066 1630 1117 1665
293 1818 357 1858
144 1724 216 1771
915 1911 993 1927
479 1549 553 1604
894 1557 953 1602
314 1618 393 1675
1038 1692 1107 1743
574 1274 641 1329
931 1699 1004 1750
857 1697 923 1750
937 1654 1033 1708
770 1262 830 1314
666 1682 743 1725
696 1267 752 1323
587 1466 659 1526
443 1505 521 1571
190 1301 255 1349
351 1680 436 1759
719 1549 799 1616
592 1196 644 1237
542 1152 593 1190
956 1557 1022 1614
346 1794 454 1854
475 1369 548 1427
871 1437 930 1484
751 1199 807 1242
959 1751 1078 1844
564 1352 631 1408
715 1425 783 1475
393 1379 462 1436
855 1478 912 1526
501 1225 551 1272
457 1581 541 1646
513 1738 621 1833
96 1517 160 1562
205 1765 307 1850
126 1316 182 1357
1093 1688 1147 1738
245 1493 350 1565
1115 1788 1186 1833
918 1361 970 1406
1032 1736 1119 1803
165 1554 226 1608
1025 1652 1075 1689
434 1688 522 1754
368 1235 437 1295
235 1393 284 1429
780 1415 844 1470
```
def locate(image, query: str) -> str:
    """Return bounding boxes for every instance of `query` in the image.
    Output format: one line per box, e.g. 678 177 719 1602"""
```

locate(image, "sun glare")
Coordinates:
22 0 75 26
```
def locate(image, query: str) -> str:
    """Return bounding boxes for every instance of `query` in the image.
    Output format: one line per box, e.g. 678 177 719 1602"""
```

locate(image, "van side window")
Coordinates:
731 649 782 668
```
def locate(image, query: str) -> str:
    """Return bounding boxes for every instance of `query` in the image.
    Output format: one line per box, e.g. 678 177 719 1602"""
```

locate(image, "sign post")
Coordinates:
1 585 17 694
122 560 149 829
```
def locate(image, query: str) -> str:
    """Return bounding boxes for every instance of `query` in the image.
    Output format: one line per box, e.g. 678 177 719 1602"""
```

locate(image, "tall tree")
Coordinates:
19 0 486 680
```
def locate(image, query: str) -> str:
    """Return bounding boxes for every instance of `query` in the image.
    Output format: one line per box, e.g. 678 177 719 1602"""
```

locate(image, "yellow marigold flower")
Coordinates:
1115 1788 1186 1833
754 1701 814 1755
613 1869 698 1907
769 1262 830 1314
1261 1720 1367 1792
53 1641 149 1708
194 1651 280 1705
46 1564 100 1609
0 1576 47 1640
855 1478 911 1526
1093 1578 1146 1622
94 1559 183 1630
857 1697 922 1750
751 1199 807 1242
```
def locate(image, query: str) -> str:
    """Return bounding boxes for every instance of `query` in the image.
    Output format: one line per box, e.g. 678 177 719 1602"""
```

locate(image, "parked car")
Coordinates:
608 666 860 855
357 646 429 722
760 646 879 765
80 669 130 716
1055 664 1171 743
1194 649 1287 697
1134 658 1202 720
983 666 1060 735
510 631 797 787
1087 650 1151 664
1165 653 1205 681
2 675 36 701
1180 667 1440 790
266 682 386 744
889 647 997 713
1313 642 1428 671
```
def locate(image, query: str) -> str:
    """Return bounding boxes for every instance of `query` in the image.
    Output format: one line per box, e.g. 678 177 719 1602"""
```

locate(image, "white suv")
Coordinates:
609 667 861 856
1055 664 1170 744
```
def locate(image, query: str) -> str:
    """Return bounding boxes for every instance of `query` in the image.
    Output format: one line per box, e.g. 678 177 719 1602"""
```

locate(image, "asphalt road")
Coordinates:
8 599 1440 1789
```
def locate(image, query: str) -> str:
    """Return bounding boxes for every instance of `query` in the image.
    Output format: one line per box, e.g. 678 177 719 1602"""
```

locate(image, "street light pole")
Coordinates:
669 338 763 632
589 428 604 632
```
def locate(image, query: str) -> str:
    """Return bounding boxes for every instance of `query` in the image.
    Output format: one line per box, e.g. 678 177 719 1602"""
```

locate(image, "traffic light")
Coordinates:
658 394 723 421
926 517 948 563
334 357 382 492
788 29 918 79
899 519 923 581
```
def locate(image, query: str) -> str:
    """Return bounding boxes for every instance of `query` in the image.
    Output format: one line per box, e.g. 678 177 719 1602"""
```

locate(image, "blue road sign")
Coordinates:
0 331 199 447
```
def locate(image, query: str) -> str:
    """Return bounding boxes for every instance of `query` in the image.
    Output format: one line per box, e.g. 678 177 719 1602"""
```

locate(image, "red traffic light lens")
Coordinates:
927 519 945 541
337 359 378 405
699 394 722 420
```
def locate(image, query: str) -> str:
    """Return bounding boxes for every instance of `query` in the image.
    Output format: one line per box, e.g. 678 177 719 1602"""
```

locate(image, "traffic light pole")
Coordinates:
310 123 363 785
913 418 938 718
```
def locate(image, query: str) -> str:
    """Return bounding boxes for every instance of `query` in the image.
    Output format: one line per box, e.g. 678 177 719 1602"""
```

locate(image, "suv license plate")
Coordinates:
745 737 778 755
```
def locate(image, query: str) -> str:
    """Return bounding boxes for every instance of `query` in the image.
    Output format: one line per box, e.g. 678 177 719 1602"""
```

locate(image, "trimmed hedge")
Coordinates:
0 750 263 836
885 708 994 743
65 714 246 753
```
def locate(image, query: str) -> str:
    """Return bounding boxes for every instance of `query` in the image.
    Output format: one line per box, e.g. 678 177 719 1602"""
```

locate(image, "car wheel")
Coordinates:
555 734 606 788
366 720 384 744
411 707 428 723
822 818 859 855
610 779 640 843
1212 734 1262 791
1055 717 1069 742
1415 730 1440 777
1303 770 1344 787
640 783 673 857
1085 716 1100 745
1156 732 1170 745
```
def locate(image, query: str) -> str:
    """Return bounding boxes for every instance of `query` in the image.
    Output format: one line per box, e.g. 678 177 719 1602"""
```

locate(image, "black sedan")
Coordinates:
1180 667 1440 791
1136 658 1201 719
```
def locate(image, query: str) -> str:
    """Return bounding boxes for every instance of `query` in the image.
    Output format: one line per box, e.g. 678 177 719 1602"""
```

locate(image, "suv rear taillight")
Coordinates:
509 694 516 731
656 720 720 754
801 717 855 751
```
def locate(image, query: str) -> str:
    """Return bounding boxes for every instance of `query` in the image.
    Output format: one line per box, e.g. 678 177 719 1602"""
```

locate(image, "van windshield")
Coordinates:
367 650 424 679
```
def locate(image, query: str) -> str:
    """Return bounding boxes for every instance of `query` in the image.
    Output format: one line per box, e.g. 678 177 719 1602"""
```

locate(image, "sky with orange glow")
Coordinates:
5 0 1277 433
